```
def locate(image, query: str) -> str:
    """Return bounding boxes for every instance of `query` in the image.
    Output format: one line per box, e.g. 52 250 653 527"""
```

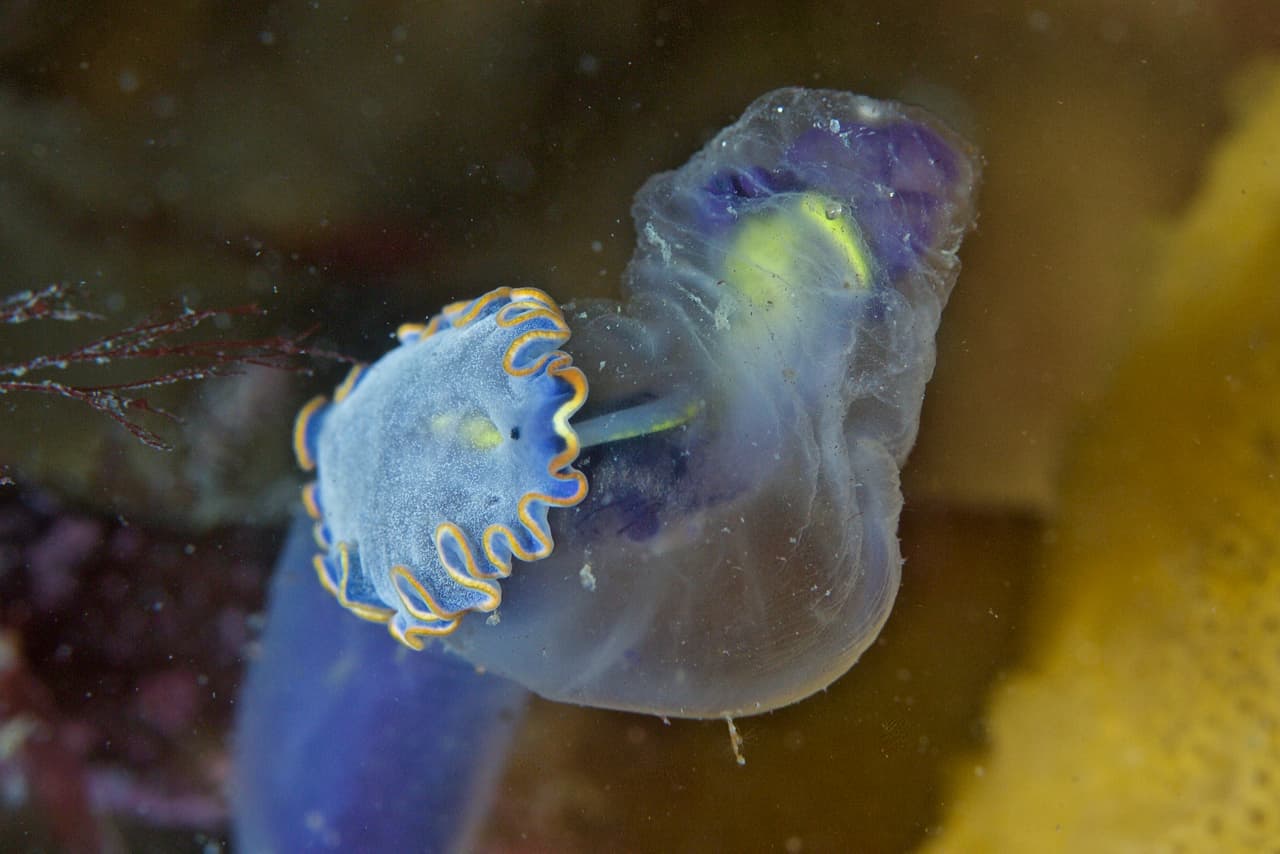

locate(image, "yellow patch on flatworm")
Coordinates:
429 412 503 451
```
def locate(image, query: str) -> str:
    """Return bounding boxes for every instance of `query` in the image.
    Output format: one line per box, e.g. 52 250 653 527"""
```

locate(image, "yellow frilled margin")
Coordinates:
927 63 1280 853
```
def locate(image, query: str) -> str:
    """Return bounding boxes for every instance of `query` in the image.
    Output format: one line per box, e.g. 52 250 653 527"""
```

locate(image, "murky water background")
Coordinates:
1 2 1277 851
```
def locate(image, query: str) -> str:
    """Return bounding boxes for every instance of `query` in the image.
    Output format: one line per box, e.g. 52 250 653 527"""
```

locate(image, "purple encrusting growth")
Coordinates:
0 486 271 849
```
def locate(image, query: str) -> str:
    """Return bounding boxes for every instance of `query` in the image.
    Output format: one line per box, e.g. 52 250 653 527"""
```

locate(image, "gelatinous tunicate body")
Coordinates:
296 88 980 718
233 515 528 852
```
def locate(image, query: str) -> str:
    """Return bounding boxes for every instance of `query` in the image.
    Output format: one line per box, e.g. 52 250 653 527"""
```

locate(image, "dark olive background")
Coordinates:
0 2 1275 851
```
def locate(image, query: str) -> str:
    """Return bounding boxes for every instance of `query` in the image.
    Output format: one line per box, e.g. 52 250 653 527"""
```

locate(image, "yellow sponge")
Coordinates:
927 62 1280 853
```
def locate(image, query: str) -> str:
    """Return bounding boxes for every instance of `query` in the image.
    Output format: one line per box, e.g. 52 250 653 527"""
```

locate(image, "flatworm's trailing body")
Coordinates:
293 88 980 717
233 516 529 852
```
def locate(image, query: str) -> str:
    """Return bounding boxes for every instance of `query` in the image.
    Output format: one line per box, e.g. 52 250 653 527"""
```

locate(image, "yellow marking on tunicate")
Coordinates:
723 191 872 312
799 194 872 286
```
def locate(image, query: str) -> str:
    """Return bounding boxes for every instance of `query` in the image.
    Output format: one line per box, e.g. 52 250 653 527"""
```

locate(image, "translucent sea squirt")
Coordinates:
294 88 980 718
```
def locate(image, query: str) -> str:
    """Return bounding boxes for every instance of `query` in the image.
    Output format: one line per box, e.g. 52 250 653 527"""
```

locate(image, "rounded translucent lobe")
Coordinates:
233 515 529 853
444 88 980 717
296 287 587 648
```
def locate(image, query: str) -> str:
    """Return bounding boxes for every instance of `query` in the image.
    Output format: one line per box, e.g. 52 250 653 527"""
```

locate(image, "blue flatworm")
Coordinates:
293 287 587 649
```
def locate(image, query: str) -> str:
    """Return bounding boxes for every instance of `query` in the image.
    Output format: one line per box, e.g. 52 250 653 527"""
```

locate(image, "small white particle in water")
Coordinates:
785 836 804 854
258 30 276 46
713 301 731 331
643 221 672 265
579 563 596 592
590 240 603 253
486 612 501 626
1028 9 1051 32
118 69 140 94
391 24 408 43
725 716 746 765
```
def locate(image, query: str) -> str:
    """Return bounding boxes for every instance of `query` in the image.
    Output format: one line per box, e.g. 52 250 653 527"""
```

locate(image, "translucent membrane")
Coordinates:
443 88 981 716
